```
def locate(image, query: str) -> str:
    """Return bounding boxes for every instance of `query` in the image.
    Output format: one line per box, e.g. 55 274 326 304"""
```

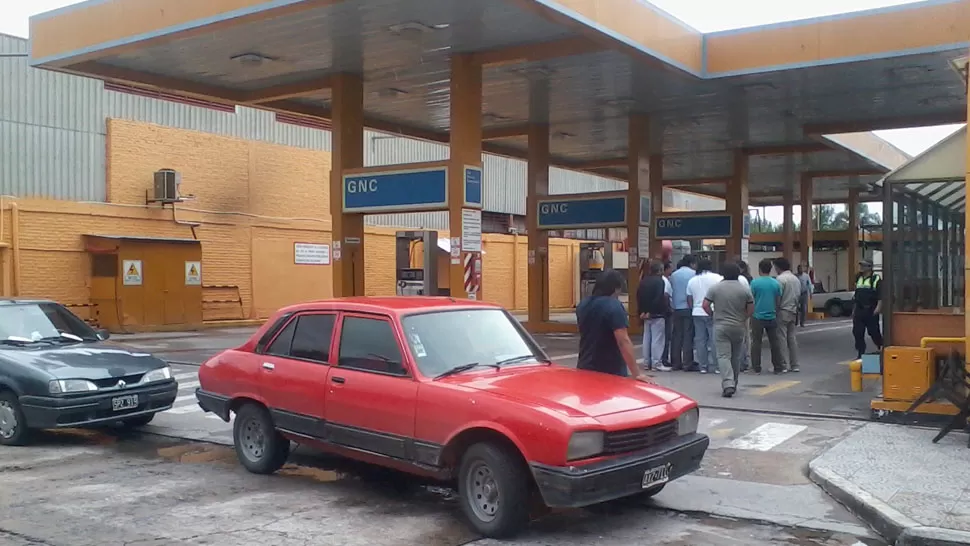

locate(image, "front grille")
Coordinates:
603 420 677 455
92 374 144 389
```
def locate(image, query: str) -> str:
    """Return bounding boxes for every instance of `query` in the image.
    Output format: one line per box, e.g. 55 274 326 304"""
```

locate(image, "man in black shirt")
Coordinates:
852 259 883 359
576 269 652 382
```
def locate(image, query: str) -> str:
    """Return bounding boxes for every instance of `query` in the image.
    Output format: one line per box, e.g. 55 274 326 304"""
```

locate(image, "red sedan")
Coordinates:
195 297 709 538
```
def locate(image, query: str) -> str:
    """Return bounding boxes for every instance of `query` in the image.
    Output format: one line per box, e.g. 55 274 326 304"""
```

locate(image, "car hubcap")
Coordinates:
466 461 500 522
239 417 265 461
0 401 17 439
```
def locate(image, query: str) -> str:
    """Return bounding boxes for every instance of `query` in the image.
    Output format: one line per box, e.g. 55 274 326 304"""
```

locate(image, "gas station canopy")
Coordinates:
29 0 970 203
876 125 967 212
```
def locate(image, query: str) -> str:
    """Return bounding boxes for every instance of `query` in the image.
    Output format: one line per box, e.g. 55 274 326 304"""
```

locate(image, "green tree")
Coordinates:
831 203 882 230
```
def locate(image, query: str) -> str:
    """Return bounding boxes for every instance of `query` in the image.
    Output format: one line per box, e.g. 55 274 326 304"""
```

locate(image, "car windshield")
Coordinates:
400 308 544 378
0 303 99 344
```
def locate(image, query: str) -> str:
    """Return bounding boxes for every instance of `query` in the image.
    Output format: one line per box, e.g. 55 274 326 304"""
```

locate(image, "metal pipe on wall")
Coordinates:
11 202 20 297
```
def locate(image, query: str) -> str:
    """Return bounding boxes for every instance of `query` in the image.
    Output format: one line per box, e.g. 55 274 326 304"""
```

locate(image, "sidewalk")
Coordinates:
809 422 970 546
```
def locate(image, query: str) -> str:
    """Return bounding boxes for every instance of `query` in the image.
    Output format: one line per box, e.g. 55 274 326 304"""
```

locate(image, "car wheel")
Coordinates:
233 403 289 474
0 390 29 446
826 301 843 317
458 442 530 539
122 414 155 428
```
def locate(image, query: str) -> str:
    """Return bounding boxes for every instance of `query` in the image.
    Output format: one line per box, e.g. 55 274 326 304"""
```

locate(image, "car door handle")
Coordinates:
262 362 275 370
331 376 345 384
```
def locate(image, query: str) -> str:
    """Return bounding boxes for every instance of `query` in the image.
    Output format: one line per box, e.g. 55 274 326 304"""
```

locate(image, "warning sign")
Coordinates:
123 260 142 286
185 261 202 285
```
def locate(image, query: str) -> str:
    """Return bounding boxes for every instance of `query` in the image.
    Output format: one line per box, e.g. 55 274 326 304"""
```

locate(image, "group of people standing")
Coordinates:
636 255 808 398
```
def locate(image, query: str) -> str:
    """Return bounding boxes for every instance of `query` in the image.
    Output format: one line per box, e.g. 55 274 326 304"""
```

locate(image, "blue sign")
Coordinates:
464 166 482 208
537 196 627 230
655 215 732 239
639 194 651 226
343 166 448 213
742 212 751 238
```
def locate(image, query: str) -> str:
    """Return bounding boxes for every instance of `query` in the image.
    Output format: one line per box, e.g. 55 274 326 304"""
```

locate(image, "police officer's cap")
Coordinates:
859 259 874 267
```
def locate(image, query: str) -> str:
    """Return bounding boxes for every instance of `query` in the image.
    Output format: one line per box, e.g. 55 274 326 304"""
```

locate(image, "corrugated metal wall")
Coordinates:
1 33 721 229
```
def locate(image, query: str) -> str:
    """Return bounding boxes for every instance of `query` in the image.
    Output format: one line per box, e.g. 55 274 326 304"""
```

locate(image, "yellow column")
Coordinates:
526 122 550 325
626 113 659 333
726 149 750 260
447 54 483 300
800 173 814 268
329 74 365 297
847 189 859 289
783 191 795 264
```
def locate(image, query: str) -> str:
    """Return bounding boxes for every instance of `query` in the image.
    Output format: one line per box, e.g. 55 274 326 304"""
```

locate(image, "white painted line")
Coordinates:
174 372 197 381
167 404 202 414
726 422 807 452
175 380 200 390
172 394 195 403
704 418 727 429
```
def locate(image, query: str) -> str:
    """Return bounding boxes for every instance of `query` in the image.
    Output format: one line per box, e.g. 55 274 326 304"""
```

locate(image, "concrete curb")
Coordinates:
808 461 970 546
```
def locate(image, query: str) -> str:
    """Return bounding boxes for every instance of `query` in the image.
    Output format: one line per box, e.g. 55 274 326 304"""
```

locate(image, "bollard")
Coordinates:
849 360 863 392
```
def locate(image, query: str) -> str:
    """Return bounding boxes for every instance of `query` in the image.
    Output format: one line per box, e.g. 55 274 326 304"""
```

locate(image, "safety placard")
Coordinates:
294 243 330 265
461 208 482 253
122 260 142 286
740 238 750 263
184 261 202 285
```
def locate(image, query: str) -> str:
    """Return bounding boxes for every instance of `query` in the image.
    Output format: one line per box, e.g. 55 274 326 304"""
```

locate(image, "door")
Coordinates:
325 313 418 460
163 252 186 325
257 312 336 439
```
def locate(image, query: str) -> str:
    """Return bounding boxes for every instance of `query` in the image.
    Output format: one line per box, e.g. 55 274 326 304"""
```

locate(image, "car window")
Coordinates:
400 309 540 378
289 314 336 362
265 318 297 356
337 316 406 376
0 302 98 343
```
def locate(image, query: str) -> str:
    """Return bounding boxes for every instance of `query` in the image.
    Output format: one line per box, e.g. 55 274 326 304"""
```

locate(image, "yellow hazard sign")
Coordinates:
122 260 143 286
185 261 202 286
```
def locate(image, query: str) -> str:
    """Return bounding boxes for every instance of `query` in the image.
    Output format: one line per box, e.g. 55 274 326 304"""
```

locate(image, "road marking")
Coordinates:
175 380 200 390
705 418 727 428
167 404 201 414
709 428 735 439
726 422 807 451
172 394 196 403
174 372 197 381
750 380 800 396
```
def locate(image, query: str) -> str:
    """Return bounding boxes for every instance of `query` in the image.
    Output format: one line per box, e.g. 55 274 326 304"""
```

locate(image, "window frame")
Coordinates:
334 312 413 379
259 311 337 365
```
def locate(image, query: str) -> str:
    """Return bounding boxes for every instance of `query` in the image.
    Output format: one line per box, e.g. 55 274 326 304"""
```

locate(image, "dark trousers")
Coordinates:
853 312 883 355
670 309 695 369
661 316 673 363
797 294 809 326
750 317 784 373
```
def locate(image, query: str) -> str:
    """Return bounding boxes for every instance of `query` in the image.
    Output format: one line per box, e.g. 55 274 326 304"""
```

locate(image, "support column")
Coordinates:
626 113 660 332
526 80 550 325
847 188 859 289
329 74 365 297
447 54 483 300
726 149 750 261
800 173 814 268
783 191 795 264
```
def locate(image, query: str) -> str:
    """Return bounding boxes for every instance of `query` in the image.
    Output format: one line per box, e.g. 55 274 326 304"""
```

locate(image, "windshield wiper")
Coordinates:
495 354 541 366
434 362 500 380
0 338 33 346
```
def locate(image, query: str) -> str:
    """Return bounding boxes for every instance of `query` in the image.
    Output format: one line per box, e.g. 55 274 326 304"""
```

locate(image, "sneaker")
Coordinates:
699 369 708 374
655 364 673 372
722 387 736 398
790 366 800 373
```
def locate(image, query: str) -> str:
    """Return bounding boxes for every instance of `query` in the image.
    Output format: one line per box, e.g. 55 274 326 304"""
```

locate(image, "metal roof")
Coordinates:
876 125 967 212
30 0 961 205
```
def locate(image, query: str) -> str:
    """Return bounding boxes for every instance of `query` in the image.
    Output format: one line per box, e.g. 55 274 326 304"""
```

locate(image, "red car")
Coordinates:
196 297 709 537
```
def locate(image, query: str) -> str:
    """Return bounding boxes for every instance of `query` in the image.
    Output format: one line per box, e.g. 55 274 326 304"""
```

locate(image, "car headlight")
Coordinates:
48 379 98 394
139 366 172 384
677 408 699 436
567 431 604 461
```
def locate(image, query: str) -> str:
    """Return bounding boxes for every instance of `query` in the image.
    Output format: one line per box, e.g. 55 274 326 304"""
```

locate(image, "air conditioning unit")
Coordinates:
153 169 181 202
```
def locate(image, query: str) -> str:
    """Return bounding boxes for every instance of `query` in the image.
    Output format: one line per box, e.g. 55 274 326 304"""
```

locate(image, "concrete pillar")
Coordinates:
526 80 550 325
783 191 795 264
626 113 661 332
800 173 814 268
847 188 859 289
329 73 365 297
447 54 483 300
726 149 750 261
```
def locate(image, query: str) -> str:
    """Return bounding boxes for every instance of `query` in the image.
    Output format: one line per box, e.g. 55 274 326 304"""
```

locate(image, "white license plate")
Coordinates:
111 394 139 411
641 463 672 489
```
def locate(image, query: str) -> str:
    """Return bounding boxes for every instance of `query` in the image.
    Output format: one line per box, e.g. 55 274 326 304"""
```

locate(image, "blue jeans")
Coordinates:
692 315 716 372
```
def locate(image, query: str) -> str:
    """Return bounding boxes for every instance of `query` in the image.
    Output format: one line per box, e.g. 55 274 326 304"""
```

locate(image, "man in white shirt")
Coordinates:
686 258 723 374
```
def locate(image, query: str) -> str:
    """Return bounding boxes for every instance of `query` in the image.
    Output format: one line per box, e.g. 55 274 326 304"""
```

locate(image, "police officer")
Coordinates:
852 259 883 359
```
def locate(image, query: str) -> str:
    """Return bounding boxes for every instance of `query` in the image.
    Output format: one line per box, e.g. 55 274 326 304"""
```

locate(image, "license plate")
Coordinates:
641 463 672 489
111 394 139 411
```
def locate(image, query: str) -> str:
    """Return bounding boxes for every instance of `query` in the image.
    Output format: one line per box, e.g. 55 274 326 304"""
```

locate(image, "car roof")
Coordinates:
277 296 500 317
0 298 55 306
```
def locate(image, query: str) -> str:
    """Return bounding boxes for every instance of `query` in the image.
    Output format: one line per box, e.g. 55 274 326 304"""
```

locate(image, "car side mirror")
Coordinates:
96 328 111 341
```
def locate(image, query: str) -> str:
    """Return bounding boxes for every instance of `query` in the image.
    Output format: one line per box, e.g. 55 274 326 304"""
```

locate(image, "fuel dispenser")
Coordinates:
578 242 614 298
695 249 726 272
395 230 443 296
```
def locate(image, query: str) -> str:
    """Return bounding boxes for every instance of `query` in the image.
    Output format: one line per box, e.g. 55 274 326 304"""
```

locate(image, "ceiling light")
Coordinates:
374 87 409 99
387 22 448 35
739 82 777 93
553 131 576 140
604 98 637 108
230 53 275 67
508 66 554 79
483 113 511 123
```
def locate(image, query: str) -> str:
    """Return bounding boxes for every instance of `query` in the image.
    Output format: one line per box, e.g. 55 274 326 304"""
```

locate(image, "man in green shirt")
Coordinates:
749 258 785 374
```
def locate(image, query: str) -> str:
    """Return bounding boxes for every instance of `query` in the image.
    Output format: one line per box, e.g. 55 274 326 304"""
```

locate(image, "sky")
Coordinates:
2 0 966 221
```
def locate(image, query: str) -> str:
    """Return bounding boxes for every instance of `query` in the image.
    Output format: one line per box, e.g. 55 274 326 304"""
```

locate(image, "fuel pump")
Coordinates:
695 249 726 272
578 242 614 298
395 231 441 296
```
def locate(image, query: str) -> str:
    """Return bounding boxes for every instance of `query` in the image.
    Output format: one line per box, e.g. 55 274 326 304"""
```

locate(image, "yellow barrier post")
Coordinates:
849 360 863 392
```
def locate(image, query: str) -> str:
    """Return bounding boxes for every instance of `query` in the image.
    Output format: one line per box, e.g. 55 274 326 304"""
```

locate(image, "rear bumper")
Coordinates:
196 389 231 421
530 433 709 508
20 380 178 429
